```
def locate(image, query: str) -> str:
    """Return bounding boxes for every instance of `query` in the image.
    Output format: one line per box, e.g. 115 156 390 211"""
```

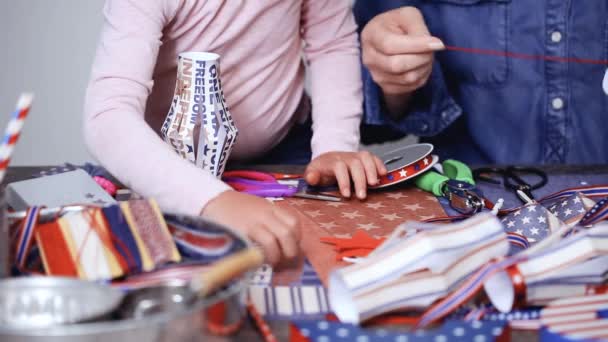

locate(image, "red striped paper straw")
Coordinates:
0 93 34 184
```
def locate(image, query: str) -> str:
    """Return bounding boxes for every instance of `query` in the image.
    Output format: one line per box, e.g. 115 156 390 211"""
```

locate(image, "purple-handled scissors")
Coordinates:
222 170 298 197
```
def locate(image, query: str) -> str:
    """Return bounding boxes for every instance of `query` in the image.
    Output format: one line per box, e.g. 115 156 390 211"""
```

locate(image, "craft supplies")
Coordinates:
415 159 484 215
474 166 548 205
223 170 342 201
370 143 438 189
484 223 608 312
32 199 180 280
161 52 238 178
328 213 509 324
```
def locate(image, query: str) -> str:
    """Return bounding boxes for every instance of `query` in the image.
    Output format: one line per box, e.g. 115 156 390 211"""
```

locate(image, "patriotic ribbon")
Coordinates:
14 206 42 269
292 318 510 342
580 198 608 226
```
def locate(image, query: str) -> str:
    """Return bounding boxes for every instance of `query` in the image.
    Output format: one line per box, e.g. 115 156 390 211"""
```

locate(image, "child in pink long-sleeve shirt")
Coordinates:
84 0 386 265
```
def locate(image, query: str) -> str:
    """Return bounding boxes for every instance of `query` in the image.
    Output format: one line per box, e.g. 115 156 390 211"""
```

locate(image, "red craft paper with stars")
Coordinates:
281 186 447 284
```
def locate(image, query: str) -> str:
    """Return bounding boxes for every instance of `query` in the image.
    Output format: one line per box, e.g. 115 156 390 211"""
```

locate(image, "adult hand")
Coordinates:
361 7 444 113
202 190 301 266
304 151 387 200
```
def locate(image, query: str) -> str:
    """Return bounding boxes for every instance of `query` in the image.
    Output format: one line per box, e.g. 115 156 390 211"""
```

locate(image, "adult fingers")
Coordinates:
364 45 432 75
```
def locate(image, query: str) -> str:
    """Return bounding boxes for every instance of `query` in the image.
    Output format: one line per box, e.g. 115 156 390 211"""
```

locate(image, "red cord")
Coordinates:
444 45 608 65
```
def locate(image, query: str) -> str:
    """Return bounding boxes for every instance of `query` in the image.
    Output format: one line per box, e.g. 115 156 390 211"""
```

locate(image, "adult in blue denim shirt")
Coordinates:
355 1 608 165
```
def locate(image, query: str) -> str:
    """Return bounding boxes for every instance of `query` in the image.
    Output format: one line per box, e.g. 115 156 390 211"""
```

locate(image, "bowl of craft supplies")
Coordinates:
0 202 261 342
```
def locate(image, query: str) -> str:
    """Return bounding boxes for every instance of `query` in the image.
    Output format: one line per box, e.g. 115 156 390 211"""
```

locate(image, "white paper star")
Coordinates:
319 221 338 230
381 213 402 221
507 220 515 228
357 222 379 230
423 158 429 165
563 208 572 216
537 216 546 223
403 203 423 211
522 216 531 224
516 229 524 235
513 210 521 216
365 202 386 209
304 210 323 218
342 211 363 219
578 207 586 213
527 205 537 212
529 227 539 235
573 197 581 203
387 192 408 199
561 200 569 207
399 169 407 178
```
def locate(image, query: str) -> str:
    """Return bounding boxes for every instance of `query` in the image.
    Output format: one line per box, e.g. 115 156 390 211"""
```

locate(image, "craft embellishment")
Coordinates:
161 52 238 177
541 293 608 341
34 199 181 280
370 143 438 189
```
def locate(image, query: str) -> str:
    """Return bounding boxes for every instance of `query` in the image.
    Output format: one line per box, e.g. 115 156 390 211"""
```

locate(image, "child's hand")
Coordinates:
304 151 388 199
202 191 302 265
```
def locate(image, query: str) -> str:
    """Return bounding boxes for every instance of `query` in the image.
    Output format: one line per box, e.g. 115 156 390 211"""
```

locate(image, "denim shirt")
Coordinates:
355 0 608 165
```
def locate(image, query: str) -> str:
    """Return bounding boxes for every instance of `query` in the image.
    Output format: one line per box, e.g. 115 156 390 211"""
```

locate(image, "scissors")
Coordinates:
222 170 341 201
472 166 548 204
415 159 485 215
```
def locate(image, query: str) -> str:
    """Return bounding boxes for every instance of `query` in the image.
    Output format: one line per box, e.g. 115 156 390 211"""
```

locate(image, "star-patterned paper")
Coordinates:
546 192 596 227
286 187 446 238
500 203 562 243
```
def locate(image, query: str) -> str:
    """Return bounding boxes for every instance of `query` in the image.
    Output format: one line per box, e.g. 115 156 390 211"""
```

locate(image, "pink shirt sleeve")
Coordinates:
301 0 363 158
83 0 231 216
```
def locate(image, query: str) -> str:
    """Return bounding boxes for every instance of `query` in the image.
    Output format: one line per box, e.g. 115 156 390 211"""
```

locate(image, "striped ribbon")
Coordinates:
580 198 608 226
248 285 331 319
0 93 33 183
14 206 42 268
415 255 526 329
541 294 608 341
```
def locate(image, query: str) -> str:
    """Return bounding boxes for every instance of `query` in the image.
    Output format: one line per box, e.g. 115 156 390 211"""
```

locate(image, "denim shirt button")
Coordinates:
550 31 562 43
420 122 429 132
552 97 565 110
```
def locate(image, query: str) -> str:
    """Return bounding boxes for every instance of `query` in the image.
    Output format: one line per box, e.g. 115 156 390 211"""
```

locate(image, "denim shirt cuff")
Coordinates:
362 61 462 137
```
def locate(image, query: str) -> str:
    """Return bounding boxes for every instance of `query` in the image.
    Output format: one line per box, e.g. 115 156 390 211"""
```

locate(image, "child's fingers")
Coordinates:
272 206 302 241
373 155 388 175
358 151 380 186
251 226 281 265
349 159 367 199
333 161 351 198
266 214 299 260
304 168 322 185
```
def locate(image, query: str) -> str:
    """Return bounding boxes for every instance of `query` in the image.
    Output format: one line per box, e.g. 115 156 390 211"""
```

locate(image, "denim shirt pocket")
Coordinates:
419 0 511 84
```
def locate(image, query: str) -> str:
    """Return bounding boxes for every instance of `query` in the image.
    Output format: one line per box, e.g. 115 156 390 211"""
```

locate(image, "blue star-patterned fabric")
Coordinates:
547 192 595 227
293 319 509 342
501 203 559 243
